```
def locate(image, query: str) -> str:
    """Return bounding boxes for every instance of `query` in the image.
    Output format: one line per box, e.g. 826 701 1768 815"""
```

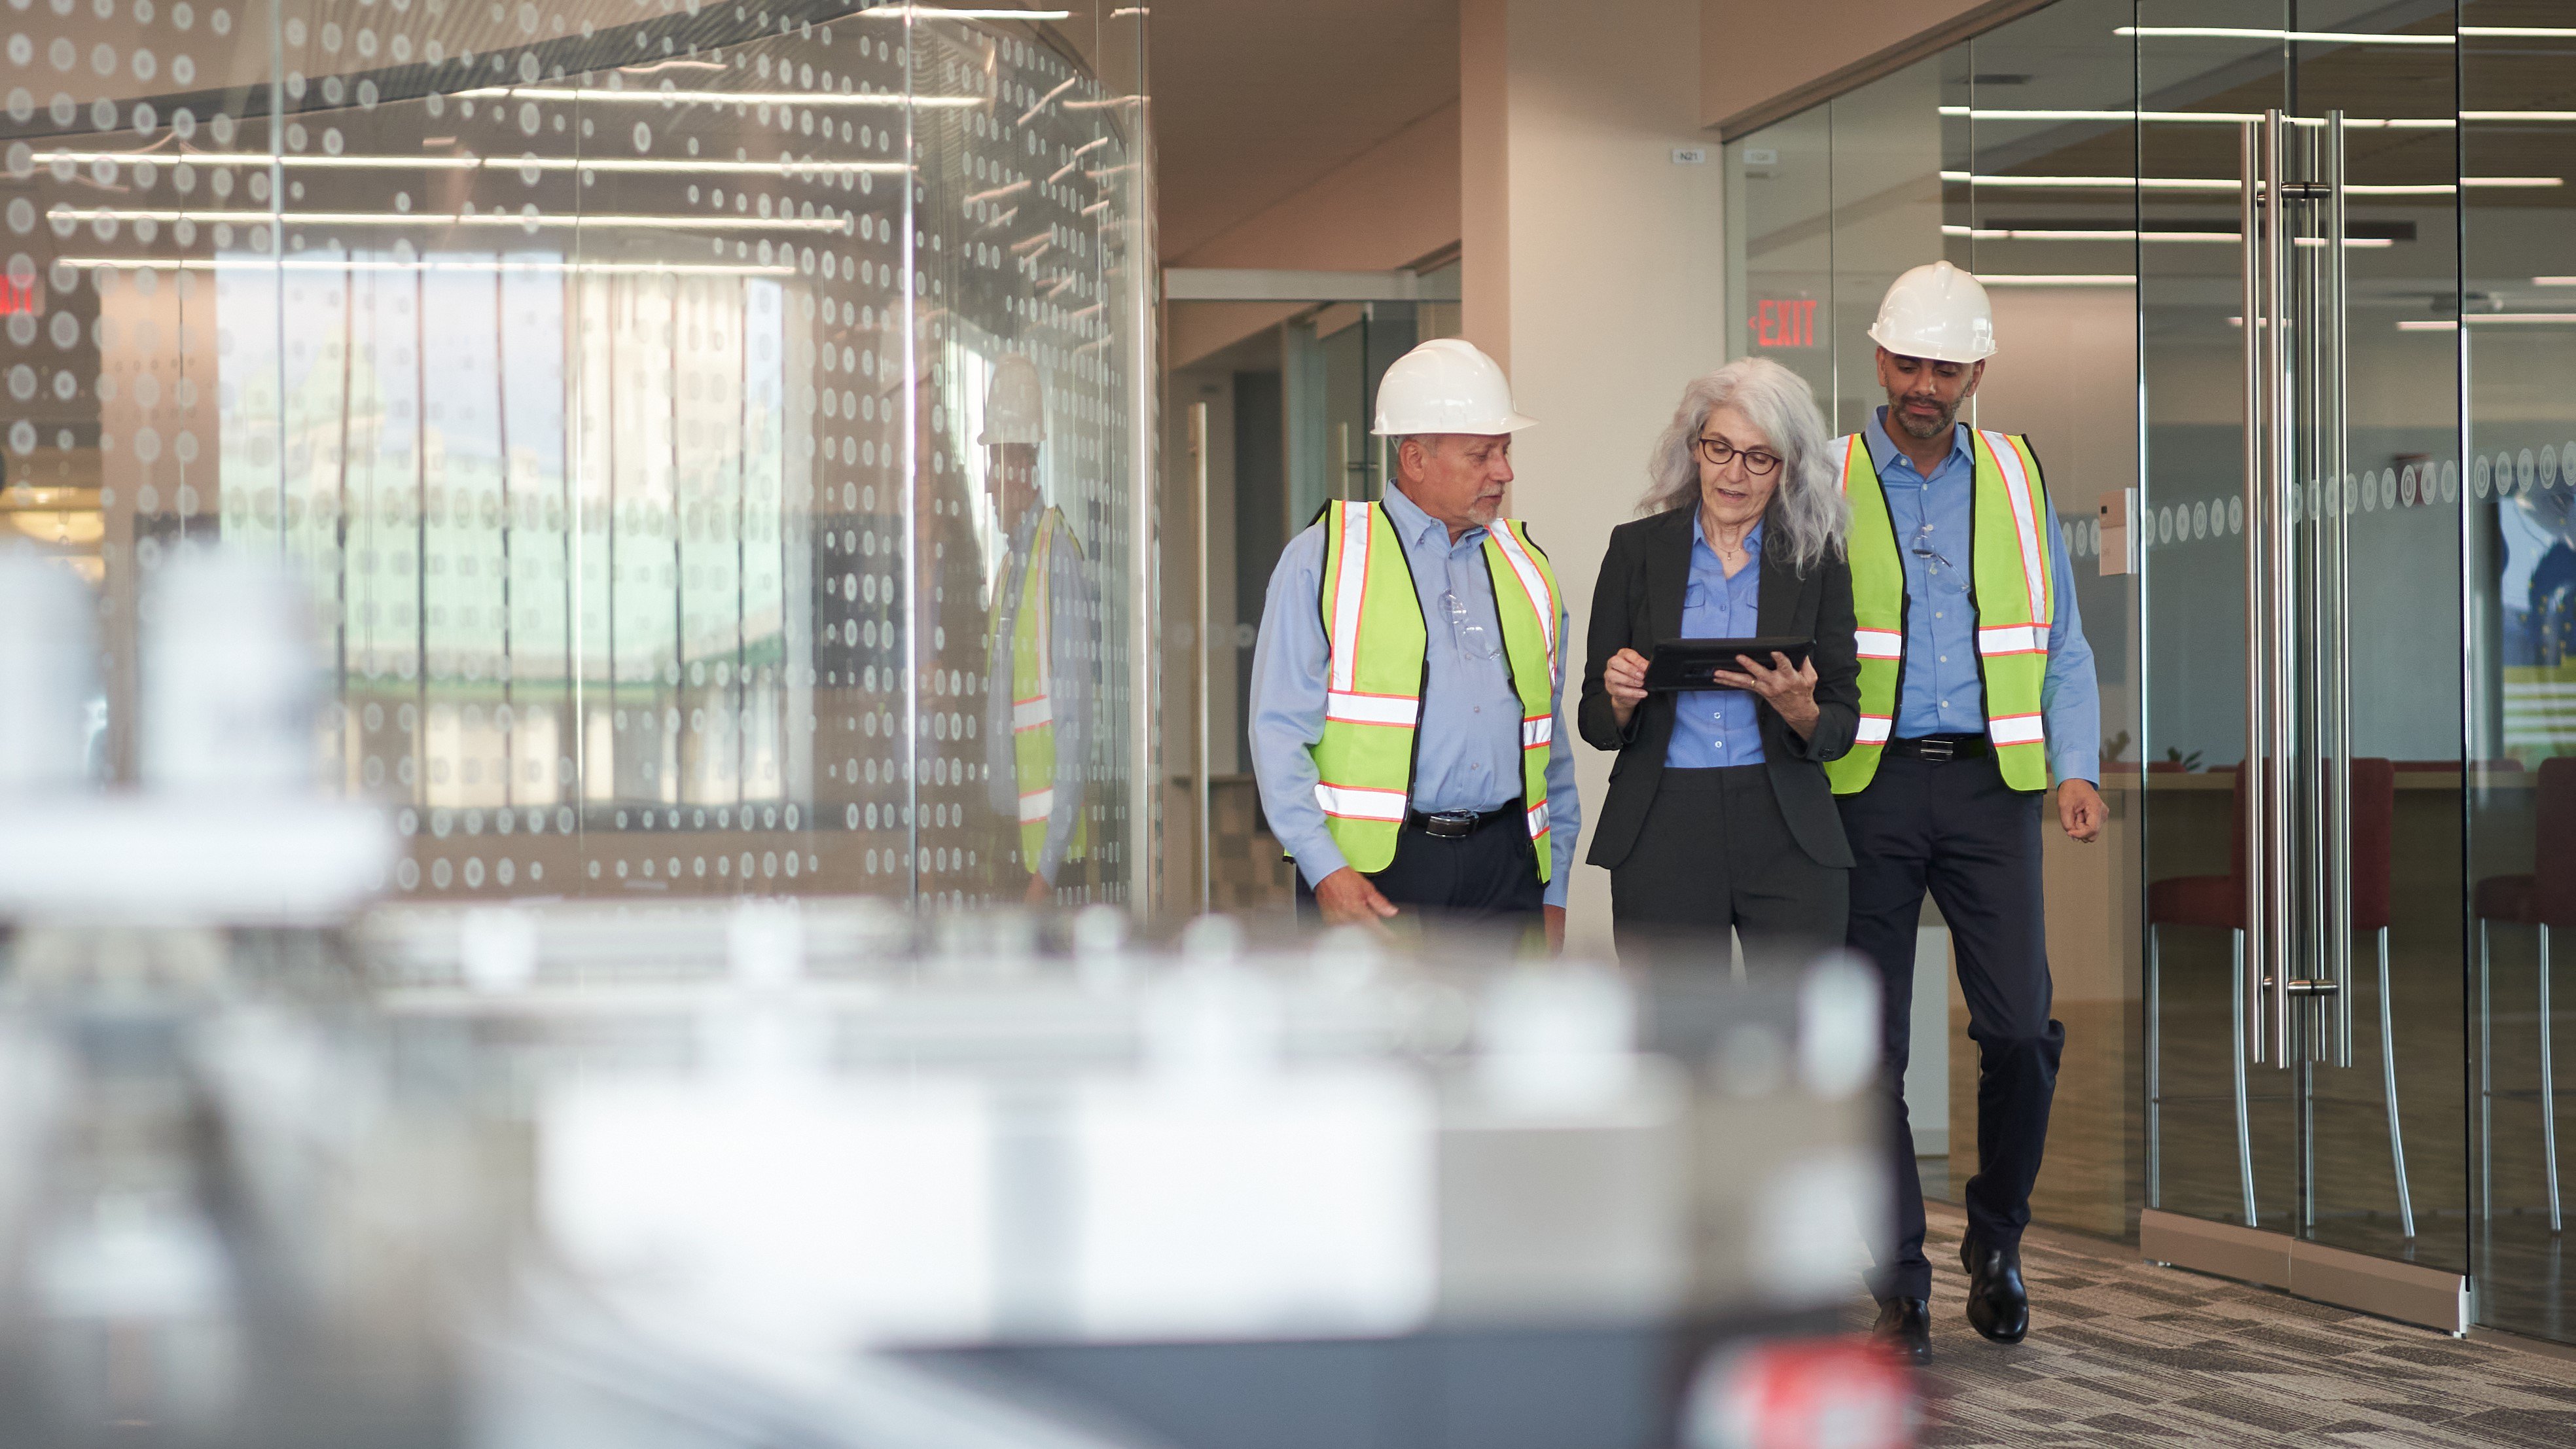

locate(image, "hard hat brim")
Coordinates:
1867 323 1996 365
1368 411 1538 437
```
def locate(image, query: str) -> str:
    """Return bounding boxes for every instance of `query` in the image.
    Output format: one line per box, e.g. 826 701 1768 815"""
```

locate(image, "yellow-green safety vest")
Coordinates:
1307 499 1562 880
1825 429 2057 795
998 507 1087 866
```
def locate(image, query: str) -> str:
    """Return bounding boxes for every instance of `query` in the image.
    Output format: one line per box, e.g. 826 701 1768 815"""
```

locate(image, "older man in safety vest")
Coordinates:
1836 262 2105 1364
1247 338 1579 950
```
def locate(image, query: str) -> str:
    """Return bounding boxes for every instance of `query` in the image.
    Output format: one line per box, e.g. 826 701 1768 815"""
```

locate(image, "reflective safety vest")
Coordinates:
997 508 1087 866
1308 500 1560 880
1826 429 2056 795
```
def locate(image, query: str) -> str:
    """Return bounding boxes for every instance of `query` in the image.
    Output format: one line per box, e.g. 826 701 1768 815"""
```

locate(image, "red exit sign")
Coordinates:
1749 298 1817 348
0 276 37 314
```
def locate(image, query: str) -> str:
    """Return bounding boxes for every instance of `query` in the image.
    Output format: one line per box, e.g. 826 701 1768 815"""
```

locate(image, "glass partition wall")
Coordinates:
5 1 1151 908
1161 276 1462 916
2462 4 2576 1344
1728 0 2576 1347
1726 0 2147 1245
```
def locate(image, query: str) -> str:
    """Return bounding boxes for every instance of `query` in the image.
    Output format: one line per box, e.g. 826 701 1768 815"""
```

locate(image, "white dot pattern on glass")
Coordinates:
14 2 1145 908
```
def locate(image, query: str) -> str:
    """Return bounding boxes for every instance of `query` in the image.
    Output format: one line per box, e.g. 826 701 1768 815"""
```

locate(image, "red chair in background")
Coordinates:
2469 755 2569 1235
2144 759 2406 1234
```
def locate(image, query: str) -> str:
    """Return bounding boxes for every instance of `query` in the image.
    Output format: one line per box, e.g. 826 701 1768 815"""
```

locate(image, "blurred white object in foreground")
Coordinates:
0 548 395 925
142 550 321 795
0 548 97 794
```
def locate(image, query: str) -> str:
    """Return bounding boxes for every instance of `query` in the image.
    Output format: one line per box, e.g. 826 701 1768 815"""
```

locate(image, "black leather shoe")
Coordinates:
1959 1236 2030 1344
1871 1296 1931 1364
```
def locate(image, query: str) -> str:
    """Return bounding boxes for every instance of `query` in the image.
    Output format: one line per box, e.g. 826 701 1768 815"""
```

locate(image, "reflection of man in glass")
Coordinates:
980 353 1094 903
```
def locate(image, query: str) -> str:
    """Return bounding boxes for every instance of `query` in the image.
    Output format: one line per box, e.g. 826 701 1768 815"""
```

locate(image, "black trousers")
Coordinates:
1837 752 2065 1302
1294 817 1546 933
1609 766 1848 973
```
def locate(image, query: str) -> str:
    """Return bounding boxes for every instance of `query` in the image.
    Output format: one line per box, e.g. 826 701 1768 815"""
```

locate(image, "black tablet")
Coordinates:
1644 637 1814 692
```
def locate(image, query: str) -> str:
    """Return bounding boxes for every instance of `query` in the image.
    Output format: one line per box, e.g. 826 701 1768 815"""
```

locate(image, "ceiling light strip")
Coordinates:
2397 315 2576 331
60 256 798 276
1940 170 2560 193
1974 274 2137 286
49 206 852 232
861 6 1074 18
1938 106 2456 128
2116 26 2453 46
455 86 989 108
33 149 910 176
1941 224 2393 248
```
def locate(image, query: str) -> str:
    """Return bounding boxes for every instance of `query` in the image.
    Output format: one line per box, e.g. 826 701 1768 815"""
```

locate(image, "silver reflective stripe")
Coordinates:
1324 690 1420 727
1484 522 1557 673
1328 501 1372 695
1976 623 2047 656
1988 712 2046 747
1314 781 1408 822
1855 628 1905 659
1980 429 2050 624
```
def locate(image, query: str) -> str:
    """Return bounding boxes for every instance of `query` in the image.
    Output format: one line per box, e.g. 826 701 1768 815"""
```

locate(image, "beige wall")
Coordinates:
1166 101 1463 369
1701 0 2052 135
1461 0 1726 955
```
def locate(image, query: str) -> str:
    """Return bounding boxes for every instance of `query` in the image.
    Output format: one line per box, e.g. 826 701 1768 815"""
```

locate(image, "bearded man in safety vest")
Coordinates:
980 353 1094 906
1247 338 1579 951
1837 262 2105 1365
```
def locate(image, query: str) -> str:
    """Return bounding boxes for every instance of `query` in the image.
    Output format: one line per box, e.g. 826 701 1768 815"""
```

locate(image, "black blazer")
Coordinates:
1579 506 1860 871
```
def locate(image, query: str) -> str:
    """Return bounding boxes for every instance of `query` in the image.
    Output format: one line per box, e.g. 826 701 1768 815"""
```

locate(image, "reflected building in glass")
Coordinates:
4 0 1150 905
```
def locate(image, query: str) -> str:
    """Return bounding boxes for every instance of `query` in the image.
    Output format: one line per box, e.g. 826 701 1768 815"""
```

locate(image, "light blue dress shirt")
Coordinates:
1247 484 1581 907
1664 514 1768 768
1862 406 2102 785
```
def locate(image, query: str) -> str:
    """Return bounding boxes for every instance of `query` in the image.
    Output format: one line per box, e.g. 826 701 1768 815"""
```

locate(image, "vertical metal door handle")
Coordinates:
2240 117 2270 1065
1191 401 1214 914
2264 109 2295 1070
2318 113 2338 1062
2325 111 2356 1068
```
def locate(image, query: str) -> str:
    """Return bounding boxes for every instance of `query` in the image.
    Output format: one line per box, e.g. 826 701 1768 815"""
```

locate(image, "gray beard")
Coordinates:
1891 400 1956 440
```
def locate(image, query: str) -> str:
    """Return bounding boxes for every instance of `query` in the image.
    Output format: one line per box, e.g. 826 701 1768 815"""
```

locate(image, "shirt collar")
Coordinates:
1690 509 1762 559
1864 405 1974 485
1382 482 1475 549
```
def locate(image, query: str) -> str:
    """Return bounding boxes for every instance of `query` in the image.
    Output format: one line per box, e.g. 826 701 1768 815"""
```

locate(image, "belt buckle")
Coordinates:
1916 737 1957 762
1423 810 1478 838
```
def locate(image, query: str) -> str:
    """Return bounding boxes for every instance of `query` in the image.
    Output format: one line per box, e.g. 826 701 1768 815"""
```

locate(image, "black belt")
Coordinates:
1404 804 1520 838
1886 733 1990 762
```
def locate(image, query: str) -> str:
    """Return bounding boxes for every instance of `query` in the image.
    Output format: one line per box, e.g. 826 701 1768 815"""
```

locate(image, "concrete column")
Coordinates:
1458 0 1726 954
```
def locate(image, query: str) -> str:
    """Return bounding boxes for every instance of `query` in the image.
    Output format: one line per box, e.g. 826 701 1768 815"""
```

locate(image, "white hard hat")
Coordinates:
980 352 1044 445
1370 338 1536 436
1867 260 1997 364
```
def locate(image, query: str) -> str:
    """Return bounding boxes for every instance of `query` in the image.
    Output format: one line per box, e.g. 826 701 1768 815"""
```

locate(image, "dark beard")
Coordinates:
1891 398 1957 440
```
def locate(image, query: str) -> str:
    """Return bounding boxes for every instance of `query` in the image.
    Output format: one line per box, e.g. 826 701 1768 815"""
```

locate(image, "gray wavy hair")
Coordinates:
1639 357 1847 572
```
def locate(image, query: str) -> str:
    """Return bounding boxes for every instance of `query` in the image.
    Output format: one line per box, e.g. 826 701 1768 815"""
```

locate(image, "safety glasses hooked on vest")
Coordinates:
1442 588 1503 661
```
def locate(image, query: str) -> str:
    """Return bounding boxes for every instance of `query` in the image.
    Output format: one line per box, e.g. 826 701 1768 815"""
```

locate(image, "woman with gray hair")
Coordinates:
1578 357 1861 965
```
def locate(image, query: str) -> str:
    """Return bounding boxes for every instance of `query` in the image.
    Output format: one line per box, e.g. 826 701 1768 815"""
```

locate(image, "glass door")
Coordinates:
2461 6 2576 1346
2140 1 2467 1289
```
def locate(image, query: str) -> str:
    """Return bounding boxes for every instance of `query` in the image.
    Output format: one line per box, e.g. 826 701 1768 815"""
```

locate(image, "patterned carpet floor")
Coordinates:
1856 1204 2576 1447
